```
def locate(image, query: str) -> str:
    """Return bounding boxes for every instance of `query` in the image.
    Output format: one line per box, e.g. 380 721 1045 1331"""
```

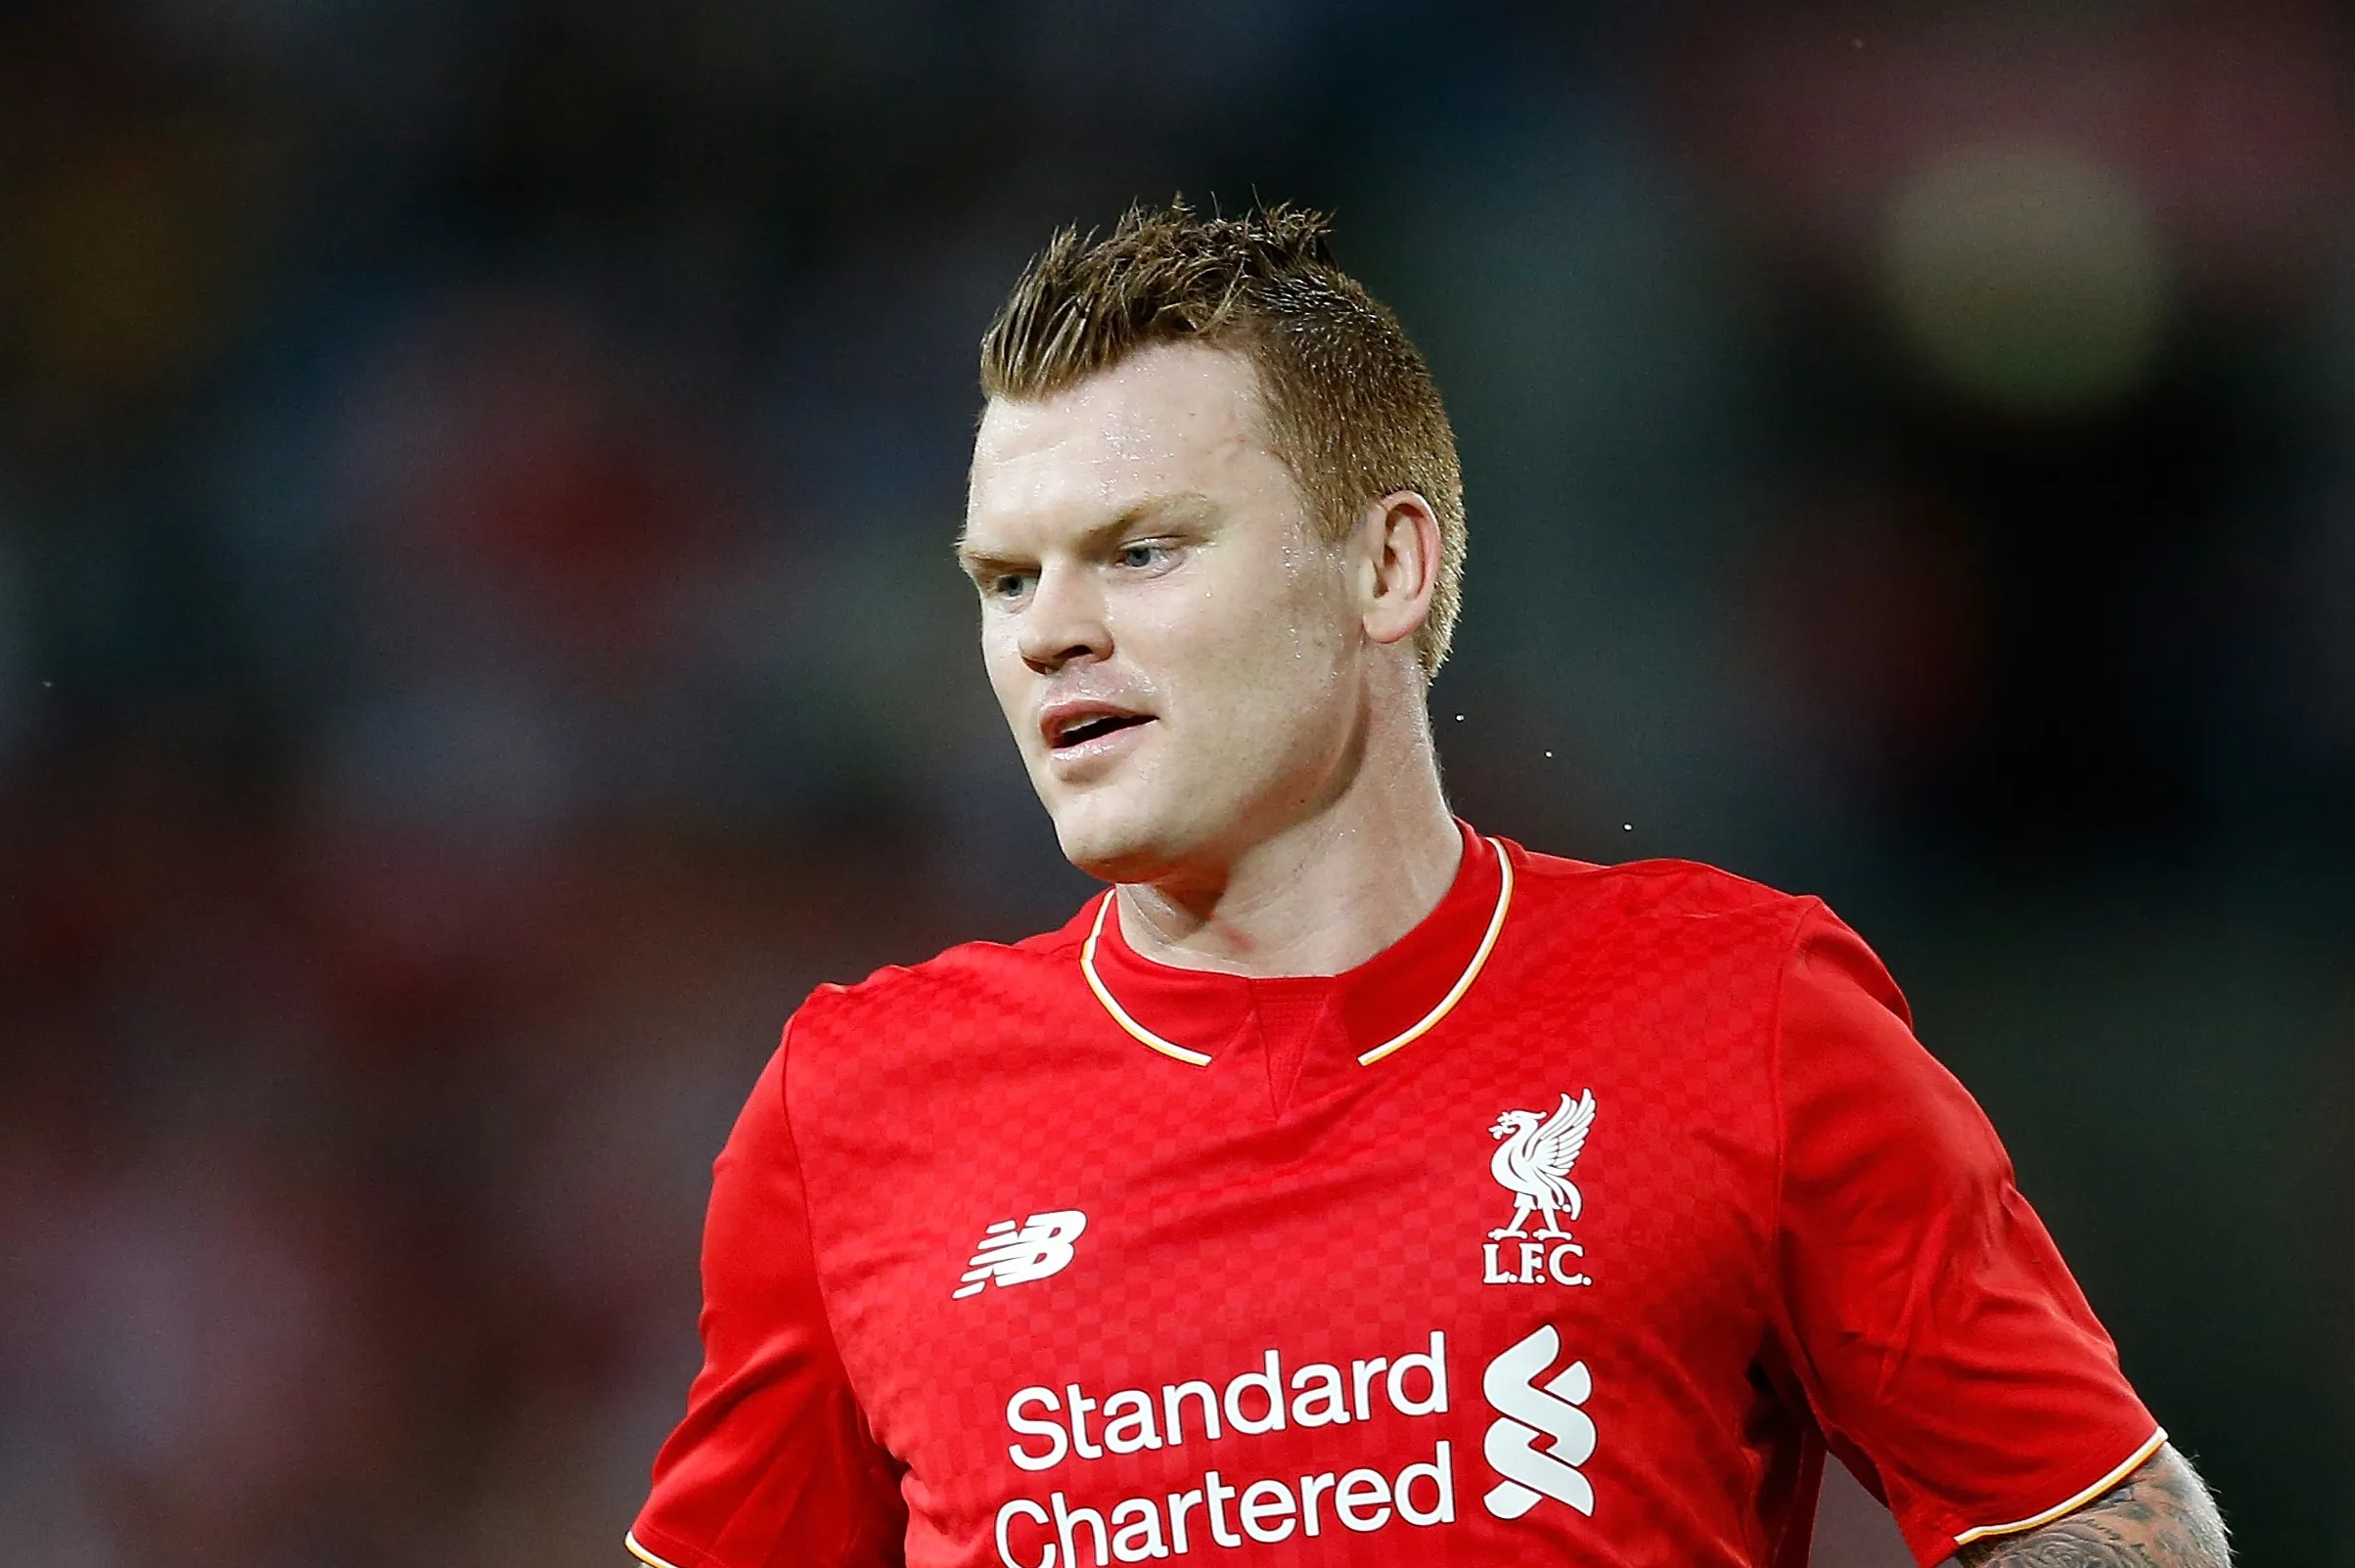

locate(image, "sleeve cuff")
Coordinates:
1947 1426 2168 1550
624 1531 693 1568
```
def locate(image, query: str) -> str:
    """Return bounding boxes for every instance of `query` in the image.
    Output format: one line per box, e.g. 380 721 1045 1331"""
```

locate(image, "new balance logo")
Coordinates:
954 1209 1087 1299
1481 1322 1597 1519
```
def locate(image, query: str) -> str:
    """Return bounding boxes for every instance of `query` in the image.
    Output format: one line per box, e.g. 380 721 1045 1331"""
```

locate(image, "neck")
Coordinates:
1113 734 1461 978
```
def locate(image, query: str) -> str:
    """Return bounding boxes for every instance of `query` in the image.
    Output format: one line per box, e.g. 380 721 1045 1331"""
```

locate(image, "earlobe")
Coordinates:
1361 491 1440 650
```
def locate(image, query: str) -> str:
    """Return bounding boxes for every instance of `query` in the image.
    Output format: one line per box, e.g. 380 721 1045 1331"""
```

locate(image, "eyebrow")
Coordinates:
955 490 1223 576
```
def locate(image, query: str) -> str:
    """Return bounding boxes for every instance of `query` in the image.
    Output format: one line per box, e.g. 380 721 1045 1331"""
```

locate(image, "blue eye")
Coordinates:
990 573 1034 600
1118 543 1166 569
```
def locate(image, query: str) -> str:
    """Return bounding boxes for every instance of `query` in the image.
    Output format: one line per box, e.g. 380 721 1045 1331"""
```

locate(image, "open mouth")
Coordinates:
1048 711 1153 750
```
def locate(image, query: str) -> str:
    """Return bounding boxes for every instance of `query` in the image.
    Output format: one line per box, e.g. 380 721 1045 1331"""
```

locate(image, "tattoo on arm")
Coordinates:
1953 1445 2231 1568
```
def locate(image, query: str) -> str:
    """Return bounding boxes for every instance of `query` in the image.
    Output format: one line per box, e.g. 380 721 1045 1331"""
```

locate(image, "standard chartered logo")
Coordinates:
1479 1322 1597 1519
985 1324 1598 1564
991 1333 1453 1566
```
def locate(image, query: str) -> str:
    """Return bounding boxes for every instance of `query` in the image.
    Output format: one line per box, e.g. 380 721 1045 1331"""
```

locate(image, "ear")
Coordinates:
1354 490 1441 652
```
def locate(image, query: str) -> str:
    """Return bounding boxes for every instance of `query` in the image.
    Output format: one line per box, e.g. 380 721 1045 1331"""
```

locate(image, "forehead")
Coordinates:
965 340 1293 539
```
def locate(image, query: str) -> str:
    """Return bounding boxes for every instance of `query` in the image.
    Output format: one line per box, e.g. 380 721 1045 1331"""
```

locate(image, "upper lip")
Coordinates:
1039 698 1155 749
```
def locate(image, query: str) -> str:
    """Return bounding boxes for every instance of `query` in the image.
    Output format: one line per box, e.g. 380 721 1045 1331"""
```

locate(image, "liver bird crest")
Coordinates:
1488 1091 1597 1240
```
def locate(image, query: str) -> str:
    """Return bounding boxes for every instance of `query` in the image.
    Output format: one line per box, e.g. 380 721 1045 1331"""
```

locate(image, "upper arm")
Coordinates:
630 1030 907 1568
1772 904 2163 1564
1949 1443 2231 1566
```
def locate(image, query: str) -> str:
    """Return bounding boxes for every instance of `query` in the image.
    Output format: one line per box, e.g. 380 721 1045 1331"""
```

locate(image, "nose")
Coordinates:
1016 560 1112 674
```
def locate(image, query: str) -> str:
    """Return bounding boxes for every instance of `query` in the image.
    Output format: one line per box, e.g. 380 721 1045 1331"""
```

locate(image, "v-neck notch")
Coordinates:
1079 822 1514 1089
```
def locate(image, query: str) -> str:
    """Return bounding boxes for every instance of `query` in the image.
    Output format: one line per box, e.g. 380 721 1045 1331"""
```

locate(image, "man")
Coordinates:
627 203 2231 1568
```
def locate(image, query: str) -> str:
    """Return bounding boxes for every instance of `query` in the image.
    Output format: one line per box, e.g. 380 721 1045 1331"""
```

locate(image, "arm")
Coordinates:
631 1030 908 1568
1952 1444 2230 1568
1771 909 2205 1567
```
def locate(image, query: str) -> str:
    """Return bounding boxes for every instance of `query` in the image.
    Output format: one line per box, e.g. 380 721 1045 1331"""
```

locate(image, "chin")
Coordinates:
1046 792 1192 885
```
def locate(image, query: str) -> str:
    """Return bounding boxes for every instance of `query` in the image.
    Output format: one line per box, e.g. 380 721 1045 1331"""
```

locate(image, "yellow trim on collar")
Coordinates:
1076 837 1517 1070
1356 839 1514 1066
1081 895 1215 1066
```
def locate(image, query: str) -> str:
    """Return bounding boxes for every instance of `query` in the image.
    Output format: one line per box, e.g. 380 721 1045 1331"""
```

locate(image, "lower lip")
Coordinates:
1048 719 1154 772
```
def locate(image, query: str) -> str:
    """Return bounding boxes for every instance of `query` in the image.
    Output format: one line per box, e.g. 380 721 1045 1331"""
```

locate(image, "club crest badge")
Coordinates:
1482 1091 1596 1287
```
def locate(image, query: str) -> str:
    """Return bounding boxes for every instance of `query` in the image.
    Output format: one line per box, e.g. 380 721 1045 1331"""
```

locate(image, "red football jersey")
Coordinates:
629 826 2160 1568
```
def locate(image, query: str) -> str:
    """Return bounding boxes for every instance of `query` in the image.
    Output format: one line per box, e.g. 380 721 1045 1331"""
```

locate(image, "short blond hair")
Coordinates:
978 201 1467 674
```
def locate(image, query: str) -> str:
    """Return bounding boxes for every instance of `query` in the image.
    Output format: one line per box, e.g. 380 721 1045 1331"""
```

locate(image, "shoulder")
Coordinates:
785 897 1101 1052
1505 839 1821 938
1508 844 1918 1049
1496 843 1866 1028
1513 841 1906 1007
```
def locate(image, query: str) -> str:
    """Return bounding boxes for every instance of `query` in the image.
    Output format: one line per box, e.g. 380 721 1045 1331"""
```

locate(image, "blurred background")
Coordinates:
0 1 2347 1563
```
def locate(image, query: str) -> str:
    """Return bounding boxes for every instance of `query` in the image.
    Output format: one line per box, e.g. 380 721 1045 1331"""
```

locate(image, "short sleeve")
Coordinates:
1772 904 2162 1567
630 1022 908 1568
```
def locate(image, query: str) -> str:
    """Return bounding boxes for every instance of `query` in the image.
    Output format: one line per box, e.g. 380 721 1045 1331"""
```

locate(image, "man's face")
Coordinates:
961 341 1365 884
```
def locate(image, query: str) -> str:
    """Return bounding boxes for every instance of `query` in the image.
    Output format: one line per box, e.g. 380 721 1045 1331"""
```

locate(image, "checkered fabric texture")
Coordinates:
632 833 2156 1568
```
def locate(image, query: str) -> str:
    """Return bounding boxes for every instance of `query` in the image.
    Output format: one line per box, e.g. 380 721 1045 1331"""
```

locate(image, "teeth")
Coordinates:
1057 714 1130 745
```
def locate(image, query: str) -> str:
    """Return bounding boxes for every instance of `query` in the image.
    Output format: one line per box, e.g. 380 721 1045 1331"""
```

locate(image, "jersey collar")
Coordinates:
1080 821 1515 1068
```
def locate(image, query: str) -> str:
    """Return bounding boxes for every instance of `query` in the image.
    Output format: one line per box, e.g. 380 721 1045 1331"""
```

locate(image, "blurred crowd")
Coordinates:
0 3 2348 1564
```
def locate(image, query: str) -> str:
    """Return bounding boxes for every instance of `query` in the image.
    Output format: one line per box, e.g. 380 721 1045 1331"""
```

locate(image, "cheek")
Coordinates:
978 625 1032 725
1171 585 1347 726
1261 567 1355 689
